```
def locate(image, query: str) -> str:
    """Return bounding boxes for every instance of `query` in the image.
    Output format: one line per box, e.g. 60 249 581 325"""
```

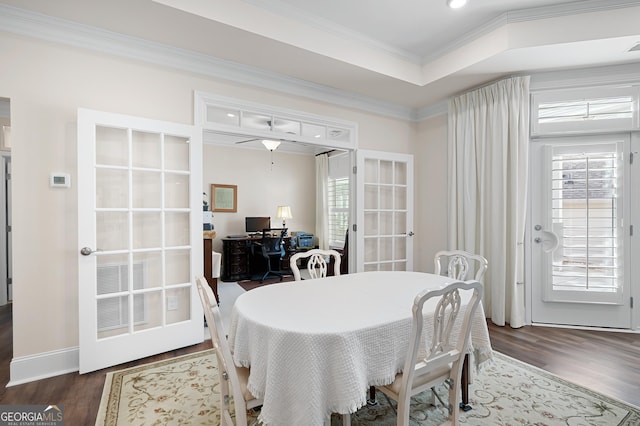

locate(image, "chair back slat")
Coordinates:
289 249 342 281
434 250 488 282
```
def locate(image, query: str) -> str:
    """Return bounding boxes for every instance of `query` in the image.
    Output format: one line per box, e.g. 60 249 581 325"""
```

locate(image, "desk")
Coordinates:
221 236 296 281
203 237 218 302
228 271 493 426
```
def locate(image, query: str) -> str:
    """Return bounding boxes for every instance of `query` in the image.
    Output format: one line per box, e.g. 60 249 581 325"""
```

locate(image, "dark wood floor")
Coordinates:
1 302 639 425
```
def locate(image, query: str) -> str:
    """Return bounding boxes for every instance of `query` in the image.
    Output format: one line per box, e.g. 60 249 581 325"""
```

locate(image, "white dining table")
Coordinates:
227 270 493 426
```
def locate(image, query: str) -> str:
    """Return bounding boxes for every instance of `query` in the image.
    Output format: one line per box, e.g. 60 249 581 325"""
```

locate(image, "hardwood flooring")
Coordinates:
1 302 639 425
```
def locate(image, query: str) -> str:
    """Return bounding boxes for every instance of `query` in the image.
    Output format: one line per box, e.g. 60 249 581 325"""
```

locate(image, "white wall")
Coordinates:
0 32 415 376
203 145 316 254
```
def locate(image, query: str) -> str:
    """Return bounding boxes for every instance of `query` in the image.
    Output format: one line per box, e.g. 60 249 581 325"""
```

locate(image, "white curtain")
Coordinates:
315 154 329 249
448 76 530 328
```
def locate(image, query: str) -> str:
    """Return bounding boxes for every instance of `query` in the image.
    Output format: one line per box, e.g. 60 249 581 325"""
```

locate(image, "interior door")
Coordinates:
356 150 414 272
77 109 203 373
530 135 631 328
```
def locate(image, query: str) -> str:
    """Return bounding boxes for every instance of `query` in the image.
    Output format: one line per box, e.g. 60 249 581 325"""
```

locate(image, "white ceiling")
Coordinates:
2 0 640 114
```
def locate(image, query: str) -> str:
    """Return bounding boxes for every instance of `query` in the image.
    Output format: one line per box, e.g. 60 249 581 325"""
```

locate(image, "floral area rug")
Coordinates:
96 350 640 425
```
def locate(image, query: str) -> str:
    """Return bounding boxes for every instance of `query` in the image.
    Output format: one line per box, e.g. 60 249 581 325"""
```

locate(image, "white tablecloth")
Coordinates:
228 271 493 426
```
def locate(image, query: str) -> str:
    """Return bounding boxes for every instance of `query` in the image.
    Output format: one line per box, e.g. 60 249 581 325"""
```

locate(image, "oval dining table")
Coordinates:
227 270 493 426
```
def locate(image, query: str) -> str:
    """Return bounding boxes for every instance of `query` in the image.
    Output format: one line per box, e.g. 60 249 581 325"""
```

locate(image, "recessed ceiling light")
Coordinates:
448 0 467 9
226 113 236 118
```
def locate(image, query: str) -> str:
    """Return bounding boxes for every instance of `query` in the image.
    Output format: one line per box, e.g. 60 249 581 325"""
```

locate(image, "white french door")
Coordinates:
77 109 203 373
356 150 414 272
530 134 632 328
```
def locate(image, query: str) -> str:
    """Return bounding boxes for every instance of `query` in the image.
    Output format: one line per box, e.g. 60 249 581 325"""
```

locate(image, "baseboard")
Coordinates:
8 347 79 387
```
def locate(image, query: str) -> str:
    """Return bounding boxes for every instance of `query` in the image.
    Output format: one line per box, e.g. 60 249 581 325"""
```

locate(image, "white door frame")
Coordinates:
0 152 10 306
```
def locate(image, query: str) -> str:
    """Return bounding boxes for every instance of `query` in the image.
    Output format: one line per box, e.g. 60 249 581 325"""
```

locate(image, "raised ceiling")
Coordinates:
1 0 639 116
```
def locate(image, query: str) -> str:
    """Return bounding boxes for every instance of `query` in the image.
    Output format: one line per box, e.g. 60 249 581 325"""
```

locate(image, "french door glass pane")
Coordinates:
96 169 128 208
132 212 162 249
379 160 393 184
96 126 128 166
165 173 190 209
96 212 128 251
133 252 162 290
97 296 129 338
133 291 161 332
132 171 161 208
132 131 161 168
165 249 191 285
166 287 191 324
96 254 129 295
165 212 190 247
164 135 190 171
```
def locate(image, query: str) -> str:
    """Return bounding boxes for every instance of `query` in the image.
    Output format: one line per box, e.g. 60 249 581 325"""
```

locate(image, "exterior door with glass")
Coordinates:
530 135 631 328
356 150 414 272
77 109 203 373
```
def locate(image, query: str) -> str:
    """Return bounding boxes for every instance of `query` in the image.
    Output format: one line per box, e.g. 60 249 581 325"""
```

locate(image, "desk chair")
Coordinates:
195 276 263 426
376 280 483 426
258 228 287 283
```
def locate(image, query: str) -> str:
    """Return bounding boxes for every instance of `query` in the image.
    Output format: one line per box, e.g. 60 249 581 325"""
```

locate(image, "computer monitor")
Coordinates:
245 216 271 233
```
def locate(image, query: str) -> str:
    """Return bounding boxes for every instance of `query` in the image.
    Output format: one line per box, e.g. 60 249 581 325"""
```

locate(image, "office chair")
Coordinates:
258 228 287 283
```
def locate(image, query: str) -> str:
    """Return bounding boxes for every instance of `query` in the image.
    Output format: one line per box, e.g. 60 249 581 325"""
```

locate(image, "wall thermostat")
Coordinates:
50 173 71 188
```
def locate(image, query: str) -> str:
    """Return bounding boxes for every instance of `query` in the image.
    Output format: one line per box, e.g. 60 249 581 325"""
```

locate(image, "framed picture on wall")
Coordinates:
211 184 237 212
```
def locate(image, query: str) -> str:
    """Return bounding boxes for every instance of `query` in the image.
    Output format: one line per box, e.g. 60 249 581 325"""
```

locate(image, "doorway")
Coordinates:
0 97 11 307
530 134 635 328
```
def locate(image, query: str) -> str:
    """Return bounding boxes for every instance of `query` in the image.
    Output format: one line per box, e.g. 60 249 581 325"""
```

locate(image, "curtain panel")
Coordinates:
447 76 530 328
315 154 329 250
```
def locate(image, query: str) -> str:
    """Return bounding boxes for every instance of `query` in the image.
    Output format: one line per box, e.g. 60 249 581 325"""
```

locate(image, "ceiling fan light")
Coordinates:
262 139 281 151
447 0 467 9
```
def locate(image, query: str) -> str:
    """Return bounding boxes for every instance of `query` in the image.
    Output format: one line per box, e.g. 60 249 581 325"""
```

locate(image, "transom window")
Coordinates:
531 86 639 135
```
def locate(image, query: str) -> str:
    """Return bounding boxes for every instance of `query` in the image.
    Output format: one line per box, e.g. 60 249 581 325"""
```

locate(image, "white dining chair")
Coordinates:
195 276 263 426
289 248 342 281
434 250 488 282
376 280 483 426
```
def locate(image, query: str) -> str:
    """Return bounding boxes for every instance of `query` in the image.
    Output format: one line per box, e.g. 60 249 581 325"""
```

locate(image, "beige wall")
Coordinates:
0 32 418 363
203 145 316 254
414 114 449 273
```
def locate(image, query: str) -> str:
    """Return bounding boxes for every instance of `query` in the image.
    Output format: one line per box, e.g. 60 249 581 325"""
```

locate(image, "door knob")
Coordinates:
80 247 97 256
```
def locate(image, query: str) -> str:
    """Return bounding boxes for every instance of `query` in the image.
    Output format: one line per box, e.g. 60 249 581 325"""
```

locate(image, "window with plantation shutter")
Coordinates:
328 176 349 248
545 142 624 303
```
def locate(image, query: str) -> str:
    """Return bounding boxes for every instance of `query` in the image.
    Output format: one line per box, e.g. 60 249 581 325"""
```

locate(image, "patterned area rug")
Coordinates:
95 350 640 425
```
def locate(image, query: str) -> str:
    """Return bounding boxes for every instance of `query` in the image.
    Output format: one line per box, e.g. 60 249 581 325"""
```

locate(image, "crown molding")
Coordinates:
1 3 638 123
423 0 638 65
0 4 414 121
530 62 640 92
